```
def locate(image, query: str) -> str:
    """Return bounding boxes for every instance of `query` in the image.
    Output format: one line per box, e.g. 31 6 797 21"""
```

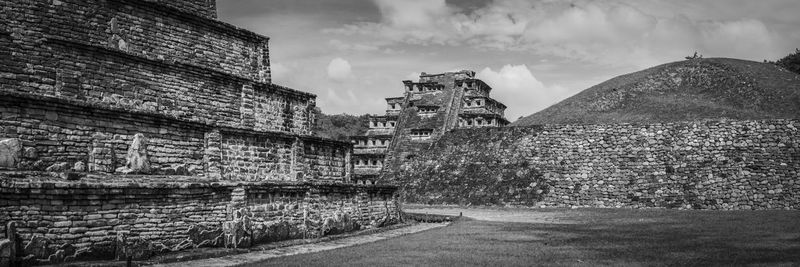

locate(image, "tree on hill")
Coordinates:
312 107 370 141
775 48 800 75
685 51 703 60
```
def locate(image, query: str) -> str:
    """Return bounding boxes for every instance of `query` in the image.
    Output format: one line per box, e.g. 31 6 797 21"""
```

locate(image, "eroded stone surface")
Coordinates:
22 147 37 159
391 120 800 210
116 133 151 174
0 138 21 168
73 161 86 172
89 133 115 173
0 180 401 264
45 162 70 172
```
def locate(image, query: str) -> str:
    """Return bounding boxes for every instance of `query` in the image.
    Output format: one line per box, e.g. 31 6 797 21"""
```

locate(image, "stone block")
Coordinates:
46 162 70 172
72 162 86 172
52 221 71 228
22 147 37 159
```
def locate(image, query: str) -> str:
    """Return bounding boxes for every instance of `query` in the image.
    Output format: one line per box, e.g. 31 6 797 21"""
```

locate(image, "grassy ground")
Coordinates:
247 208 800 266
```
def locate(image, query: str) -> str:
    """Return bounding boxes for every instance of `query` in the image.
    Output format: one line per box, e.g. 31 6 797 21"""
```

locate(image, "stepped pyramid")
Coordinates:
350 70 510 184
0 0 400 264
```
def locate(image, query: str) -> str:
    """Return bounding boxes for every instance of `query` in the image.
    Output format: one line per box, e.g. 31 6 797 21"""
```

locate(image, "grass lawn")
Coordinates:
246 208 800 266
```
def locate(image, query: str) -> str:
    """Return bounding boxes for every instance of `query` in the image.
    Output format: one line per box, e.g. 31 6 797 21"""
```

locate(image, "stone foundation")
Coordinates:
0 176 400 265
0 93 348 182
388 119 800 210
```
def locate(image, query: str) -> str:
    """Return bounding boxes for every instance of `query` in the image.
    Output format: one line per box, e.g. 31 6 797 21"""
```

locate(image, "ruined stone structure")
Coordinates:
351 71 509 183
389 119 800 210
0 0 400 265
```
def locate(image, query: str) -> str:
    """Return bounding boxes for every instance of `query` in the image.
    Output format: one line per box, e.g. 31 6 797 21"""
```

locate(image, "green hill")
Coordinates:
513 58 800 126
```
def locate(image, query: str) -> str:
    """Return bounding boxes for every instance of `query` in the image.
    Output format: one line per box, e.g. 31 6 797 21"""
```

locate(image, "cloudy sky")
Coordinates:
218 0 800 121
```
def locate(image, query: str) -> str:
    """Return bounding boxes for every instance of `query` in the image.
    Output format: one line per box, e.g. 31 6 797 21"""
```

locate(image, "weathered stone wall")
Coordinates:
387 120 800 210
0 94 207 174
250 84 315 134
0 177 400 265
299 140 349 183
0 0 399 265
0 38 311 134
0 94 350 182
0 0 319 135
2 0 264 82
219 133 294 182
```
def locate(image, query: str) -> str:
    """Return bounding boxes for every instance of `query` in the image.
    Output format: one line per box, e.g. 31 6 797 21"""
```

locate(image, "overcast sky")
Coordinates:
217 0 800 121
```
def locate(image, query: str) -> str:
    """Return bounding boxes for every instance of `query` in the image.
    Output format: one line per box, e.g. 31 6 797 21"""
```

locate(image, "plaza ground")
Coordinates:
247 207 800 266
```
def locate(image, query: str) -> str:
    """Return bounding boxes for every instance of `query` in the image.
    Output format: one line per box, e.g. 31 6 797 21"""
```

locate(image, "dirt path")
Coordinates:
151 222 449 267
405 207 579 224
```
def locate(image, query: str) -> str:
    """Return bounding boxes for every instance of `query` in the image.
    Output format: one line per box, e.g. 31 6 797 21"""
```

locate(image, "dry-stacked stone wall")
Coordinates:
216 131 348 183
0 0 317 135
389 120 800 210
3 0 265 82
0 94 349 182
0 178 400 265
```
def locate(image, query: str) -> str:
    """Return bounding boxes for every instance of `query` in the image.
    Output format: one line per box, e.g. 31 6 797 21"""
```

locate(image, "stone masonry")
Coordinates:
350 70 509 184
0 0 400 265
388 119 800 210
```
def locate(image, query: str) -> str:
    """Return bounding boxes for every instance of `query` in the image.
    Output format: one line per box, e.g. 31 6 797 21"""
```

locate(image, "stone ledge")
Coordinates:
0 171 398 193
0 91 215 131
0 92 348 148
44 37 314 99
218 127 351 148
353 147 389 155
460 107 504 115
109 0 267 42
458 112 507 120
462 95 507 109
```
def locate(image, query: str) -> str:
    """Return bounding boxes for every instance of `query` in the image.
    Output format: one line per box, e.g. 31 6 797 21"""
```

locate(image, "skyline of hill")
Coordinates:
513 58 800 126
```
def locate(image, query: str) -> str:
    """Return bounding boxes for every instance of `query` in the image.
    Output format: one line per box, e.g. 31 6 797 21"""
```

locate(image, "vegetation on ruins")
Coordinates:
312 108 370 141
774 48 800 75
685 51 703 59
387 128 550 206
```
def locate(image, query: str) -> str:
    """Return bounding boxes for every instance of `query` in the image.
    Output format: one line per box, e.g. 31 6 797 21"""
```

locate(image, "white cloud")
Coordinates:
329 39 380 52
325 0 458 45
374 0 451 29
477 64 575 120
327 57 353 82
328 0 795 68
702 19 781 60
